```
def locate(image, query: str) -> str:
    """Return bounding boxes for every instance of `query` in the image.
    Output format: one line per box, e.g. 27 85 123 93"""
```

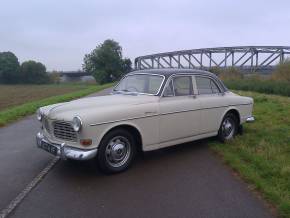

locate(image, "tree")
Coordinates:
122 58 132 74
83 39 132 84
0 51 20 83
20 60 49 84
49 70 61 84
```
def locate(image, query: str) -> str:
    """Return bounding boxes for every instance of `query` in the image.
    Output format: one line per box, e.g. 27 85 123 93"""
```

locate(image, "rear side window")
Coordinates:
195 77 220 94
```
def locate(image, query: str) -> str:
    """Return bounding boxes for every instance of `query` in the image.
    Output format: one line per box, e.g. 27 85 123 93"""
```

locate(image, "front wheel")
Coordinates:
97 129 136 174
218 113 238 142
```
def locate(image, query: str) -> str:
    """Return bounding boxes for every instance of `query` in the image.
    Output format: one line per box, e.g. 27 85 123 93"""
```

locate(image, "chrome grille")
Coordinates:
53 121 77 142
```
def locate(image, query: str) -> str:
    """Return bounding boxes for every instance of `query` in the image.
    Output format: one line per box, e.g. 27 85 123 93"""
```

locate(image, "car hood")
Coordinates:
42 94 159 121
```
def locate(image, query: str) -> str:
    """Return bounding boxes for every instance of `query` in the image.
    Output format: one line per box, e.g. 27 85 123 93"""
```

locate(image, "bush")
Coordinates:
224 79 290 97
20 60 49 84
271 59 290 82
209 66 290 96
49 71 61 84
209 67 243 80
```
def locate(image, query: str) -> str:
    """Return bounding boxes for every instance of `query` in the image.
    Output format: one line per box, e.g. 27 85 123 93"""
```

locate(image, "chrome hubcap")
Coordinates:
105 136 131 168
222 118 235 139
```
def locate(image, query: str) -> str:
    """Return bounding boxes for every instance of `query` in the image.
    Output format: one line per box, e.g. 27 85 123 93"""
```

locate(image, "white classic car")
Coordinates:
36 69 254 173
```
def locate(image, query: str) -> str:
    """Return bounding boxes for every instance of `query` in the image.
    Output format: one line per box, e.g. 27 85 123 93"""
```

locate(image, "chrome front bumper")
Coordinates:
246 116 255 123
36 132 98 160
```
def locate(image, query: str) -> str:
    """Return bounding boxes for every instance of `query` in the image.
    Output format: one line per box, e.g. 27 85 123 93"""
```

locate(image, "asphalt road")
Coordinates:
0 88 273 218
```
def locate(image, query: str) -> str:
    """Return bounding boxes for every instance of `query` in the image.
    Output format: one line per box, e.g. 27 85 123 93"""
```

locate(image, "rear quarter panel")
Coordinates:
222 92 254 124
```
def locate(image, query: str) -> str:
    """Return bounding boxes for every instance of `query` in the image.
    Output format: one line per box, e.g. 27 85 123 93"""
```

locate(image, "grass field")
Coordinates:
0 84 87 111
0 83 113 126
210 91 290 217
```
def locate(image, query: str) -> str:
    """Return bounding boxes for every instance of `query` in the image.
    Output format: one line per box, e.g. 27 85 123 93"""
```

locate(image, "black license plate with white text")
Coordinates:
40 141 58 156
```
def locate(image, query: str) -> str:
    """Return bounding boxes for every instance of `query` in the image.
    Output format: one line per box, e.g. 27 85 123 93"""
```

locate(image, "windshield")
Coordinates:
113 74 164 95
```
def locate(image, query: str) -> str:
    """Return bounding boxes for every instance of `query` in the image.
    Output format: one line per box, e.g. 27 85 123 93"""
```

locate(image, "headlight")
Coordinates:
72 116 82 132
37 109 43 121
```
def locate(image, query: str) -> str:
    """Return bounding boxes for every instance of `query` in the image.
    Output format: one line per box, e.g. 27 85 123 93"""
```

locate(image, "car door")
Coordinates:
194 76 226 133
158 75 202 143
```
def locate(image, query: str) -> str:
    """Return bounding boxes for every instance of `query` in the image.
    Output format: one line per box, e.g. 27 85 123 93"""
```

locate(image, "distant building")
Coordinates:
58 71 95 82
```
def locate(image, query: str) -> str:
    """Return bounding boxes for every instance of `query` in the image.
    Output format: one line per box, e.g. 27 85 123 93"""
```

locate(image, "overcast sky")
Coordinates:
1 0 289 71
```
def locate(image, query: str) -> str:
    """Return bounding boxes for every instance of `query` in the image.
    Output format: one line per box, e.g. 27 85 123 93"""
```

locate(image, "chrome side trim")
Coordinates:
36 132 97 161
246 116 255 123
89 103 252 126
90 114 159 126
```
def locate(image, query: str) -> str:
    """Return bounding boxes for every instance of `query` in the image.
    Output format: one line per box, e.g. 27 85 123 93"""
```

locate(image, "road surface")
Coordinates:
0 88 273 218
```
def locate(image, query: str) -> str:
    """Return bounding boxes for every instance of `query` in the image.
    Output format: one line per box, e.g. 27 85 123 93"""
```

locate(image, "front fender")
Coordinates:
97 121 143 146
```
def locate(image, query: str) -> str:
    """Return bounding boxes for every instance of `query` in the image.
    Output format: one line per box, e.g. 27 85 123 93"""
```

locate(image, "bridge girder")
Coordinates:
135 46 290 72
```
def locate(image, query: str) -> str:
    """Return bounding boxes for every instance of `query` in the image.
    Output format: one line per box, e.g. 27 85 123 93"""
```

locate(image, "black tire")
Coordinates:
97 129 136 174
218 113 238 142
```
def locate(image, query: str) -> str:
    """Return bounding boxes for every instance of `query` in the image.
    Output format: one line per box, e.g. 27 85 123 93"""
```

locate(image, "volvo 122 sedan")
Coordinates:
36 69 254 173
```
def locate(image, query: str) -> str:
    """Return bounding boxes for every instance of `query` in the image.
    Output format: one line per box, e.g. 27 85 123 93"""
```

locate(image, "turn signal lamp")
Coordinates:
80 139 92 146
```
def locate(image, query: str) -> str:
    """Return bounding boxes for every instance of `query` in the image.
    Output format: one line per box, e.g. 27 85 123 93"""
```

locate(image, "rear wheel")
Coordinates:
218 113 238 142
97 129 136 174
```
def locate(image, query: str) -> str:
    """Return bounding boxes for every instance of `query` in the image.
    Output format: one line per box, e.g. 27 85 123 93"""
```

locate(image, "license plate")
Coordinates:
40 141 58 156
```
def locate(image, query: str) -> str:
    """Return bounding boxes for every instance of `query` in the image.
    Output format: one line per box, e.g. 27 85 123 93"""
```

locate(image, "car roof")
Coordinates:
129 68 216 78
127 68 228 93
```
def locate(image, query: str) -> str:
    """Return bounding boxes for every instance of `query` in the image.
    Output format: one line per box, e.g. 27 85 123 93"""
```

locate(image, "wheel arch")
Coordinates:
99 122 143 153
220 107 241 125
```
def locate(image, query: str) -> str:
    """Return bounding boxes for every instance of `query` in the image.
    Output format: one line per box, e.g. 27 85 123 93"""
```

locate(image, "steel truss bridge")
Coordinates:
134 46 290 73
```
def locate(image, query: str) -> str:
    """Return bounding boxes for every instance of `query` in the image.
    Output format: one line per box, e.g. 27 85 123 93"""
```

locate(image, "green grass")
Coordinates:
0 83 113 126
210 90 290 217
224 79 290 97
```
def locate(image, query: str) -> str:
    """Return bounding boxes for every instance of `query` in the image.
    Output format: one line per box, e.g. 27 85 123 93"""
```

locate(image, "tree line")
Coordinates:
0 52 49 84
0 39 132 84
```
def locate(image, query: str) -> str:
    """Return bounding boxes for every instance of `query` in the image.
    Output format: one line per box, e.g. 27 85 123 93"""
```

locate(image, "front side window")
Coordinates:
113 74 164 95
195 76 220 95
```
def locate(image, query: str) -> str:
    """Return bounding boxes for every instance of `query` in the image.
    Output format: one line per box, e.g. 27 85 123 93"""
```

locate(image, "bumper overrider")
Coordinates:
246 116 255 123
36 132 98 160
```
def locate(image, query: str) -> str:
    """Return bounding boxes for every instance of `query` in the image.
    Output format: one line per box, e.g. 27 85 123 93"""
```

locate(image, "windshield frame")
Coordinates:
112 73 166 96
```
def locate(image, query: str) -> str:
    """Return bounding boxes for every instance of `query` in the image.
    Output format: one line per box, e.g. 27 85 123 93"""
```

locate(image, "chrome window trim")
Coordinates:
163 79 175 97
112 73 166 96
